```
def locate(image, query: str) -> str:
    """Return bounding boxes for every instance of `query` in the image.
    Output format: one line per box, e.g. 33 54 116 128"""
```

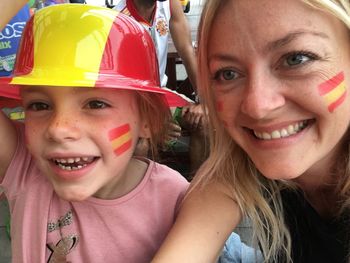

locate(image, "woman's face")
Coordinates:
208 0 350 182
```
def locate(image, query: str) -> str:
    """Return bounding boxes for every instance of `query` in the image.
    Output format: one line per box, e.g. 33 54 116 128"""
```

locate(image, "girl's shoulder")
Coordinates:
146 158 189 186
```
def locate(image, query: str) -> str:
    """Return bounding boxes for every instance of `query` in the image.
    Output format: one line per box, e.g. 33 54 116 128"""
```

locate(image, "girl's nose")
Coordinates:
240 73 285 119
45 112 81 142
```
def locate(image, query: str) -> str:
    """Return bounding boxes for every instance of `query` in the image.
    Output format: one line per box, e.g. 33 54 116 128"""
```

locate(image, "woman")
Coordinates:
152 0 350 262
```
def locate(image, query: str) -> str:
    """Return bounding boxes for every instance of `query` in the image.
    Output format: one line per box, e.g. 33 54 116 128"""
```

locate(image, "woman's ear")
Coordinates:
139 120 151 139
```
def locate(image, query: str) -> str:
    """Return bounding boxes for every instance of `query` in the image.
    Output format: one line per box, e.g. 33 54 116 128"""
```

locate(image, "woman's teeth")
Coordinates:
253 120 308 140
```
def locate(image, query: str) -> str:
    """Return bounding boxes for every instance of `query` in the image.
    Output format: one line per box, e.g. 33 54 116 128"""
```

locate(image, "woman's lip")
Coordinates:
245 121 312 149
245 119 313 133
49 157 98 181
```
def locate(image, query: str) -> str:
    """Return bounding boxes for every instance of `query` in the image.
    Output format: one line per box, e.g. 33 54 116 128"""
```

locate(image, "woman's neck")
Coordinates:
293 143 346 218
304 185 339 218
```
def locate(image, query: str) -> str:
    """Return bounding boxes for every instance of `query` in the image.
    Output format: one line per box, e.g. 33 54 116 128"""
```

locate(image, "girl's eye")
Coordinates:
86 100 110 109
214 69 239 81
283 52 317 67
26 102 50 111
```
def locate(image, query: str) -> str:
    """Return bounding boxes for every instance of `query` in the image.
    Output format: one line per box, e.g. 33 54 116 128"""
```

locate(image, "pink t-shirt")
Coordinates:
1 123 189 263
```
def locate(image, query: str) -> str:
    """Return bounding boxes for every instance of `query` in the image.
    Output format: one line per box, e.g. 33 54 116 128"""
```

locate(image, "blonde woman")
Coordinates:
153 0 350 262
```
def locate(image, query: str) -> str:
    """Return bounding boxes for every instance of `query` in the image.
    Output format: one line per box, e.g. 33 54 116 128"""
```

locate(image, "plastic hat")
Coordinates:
0 4 189 107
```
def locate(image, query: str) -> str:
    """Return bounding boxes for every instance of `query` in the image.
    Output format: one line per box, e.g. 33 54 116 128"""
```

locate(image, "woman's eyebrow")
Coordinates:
266 30 329 52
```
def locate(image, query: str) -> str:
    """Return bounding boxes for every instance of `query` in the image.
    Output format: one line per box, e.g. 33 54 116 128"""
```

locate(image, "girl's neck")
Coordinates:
93 158 148 200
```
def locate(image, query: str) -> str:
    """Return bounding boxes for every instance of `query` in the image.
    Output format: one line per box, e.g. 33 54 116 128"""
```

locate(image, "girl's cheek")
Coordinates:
24 124 35 146
318 71 347 113
108 123 132 156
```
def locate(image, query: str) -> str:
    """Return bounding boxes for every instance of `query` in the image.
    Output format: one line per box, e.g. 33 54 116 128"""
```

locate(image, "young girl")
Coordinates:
153 0 350 262
0 4 189 262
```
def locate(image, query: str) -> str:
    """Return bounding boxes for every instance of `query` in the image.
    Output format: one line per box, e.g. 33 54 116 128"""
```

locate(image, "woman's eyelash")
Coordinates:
213 68 238 81
211 51 319 81
281 50 320 67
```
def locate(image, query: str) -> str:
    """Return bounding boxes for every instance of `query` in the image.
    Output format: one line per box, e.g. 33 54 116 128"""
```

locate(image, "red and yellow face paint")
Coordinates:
215 100 229 127
318 72 347 112
108 124 132 156
216 100 223 113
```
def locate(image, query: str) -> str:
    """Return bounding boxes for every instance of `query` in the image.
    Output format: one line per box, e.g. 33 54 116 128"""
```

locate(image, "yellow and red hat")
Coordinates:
0 4 189 107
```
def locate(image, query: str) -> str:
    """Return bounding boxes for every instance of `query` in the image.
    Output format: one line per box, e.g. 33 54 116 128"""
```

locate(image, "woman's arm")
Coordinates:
152 181 241 263
0 111 18 184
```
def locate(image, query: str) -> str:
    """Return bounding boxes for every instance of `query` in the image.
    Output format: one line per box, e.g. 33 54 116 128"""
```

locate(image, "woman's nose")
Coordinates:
45 111 81 142
240 73 285 119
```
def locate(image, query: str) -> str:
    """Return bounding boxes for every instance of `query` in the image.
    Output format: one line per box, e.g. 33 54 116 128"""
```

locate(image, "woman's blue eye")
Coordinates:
284 52 315 67
27 102 50 111
87 100 109 109
215 69 238 81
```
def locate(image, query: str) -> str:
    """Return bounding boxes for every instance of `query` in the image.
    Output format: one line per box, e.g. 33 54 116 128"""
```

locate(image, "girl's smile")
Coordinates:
49 155 99 181
21 86 150 201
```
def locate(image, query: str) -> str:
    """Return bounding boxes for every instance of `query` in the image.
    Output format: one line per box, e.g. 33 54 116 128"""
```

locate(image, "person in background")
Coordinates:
152 0 350 262
0 5 189 262
114 0 208 176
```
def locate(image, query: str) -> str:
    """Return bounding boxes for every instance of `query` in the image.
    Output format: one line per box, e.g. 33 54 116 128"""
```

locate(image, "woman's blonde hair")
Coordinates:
193 0 350 261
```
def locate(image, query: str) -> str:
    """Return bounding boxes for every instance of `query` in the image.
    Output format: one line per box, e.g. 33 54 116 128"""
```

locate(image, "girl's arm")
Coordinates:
0 111 18 184
152 181 241 263
0 0 28 31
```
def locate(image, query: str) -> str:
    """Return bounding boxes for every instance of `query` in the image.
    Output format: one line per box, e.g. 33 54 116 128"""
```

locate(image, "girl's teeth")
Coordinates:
54 157 94 171
58 163 87 171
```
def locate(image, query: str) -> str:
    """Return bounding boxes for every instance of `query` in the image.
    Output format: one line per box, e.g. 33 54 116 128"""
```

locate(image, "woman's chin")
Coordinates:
257 166 304 181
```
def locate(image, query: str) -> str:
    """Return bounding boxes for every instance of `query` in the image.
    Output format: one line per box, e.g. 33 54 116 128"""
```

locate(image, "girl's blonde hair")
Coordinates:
135 91 171 159
194 0 350 261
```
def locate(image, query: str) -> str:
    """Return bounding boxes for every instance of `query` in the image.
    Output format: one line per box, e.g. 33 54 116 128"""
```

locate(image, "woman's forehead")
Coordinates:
208 0 345 54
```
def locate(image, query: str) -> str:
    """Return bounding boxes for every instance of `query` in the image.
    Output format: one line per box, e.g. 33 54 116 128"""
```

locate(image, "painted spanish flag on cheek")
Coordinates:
108 124 132 156
318 72 347 112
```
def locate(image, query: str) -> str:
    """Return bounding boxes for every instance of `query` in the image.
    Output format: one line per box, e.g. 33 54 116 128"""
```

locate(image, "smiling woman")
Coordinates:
152 0 350 262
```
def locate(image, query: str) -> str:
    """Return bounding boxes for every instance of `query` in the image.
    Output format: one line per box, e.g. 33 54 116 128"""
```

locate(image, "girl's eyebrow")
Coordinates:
265 30 329 52
20 86 44 95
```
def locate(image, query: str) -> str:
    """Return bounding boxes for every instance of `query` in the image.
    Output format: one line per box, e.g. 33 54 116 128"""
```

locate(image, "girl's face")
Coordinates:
21 86 150 201
208 0 350 182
